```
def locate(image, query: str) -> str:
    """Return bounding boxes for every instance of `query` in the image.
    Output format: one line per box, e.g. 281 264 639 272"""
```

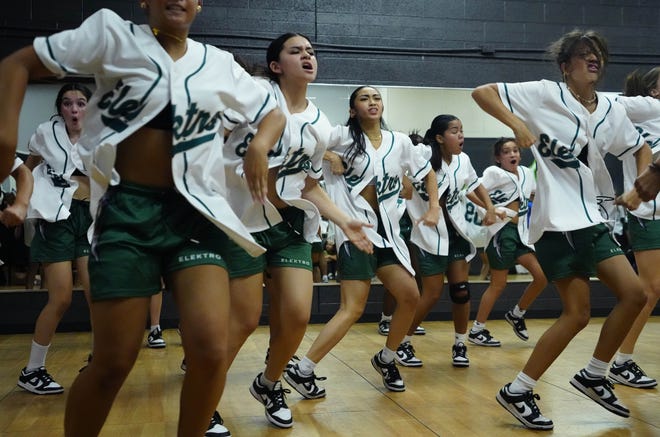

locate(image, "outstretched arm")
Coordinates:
0 46 53 180
0 163 33 227
301 177 373 254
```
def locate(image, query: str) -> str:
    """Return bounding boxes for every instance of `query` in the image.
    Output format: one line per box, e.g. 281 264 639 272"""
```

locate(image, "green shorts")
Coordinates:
88 182 232 301
399 210 413 242
448 224 471 263
337 241 400 280
535 225 600 282
414 245 449 277
30 199 92 263
312 241 323 254
592 223 624 263
224 207 311 278
627 213 660 252
486 222 534 270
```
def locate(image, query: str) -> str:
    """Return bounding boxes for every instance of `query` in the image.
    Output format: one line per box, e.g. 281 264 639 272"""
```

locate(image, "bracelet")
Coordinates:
649 162 660 173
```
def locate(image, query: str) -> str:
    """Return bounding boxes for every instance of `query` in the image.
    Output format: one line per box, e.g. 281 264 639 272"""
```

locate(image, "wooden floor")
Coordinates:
1 318 659 436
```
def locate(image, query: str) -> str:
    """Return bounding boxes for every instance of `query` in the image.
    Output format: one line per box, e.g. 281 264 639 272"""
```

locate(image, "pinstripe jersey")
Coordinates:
223 78 333 242
480 165 535 249
32 9 277 256
323 127 433 274
26 117 85 222
498 80 644 243
617 95 660 220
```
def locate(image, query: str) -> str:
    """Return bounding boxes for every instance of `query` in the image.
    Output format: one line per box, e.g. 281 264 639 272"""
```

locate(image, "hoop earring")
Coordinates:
140 2 147 9
197 5 202 12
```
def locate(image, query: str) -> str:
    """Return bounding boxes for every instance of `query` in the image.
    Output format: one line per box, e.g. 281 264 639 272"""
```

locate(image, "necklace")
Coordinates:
567 85 598 105
151 27 186 43
366 133 382 142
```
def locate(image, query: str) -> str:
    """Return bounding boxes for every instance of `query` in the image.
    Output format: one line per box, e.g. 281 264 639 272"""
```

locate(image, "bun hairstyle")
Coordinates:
547 29 608 81
492 137 516 167
266 32 312 83
55 83 92 116
424 114 458 171
623 67 660 97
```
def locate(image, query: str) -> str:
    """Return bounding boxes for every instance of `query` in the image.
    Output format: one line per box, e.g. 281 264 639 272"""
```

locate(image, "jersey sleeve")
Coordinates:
401 135 432 183
307 113 334 180
462 154 481 194
33 9 116 78
497 81 546 122
607 102 645 161
11 157 23 173
479 166 500 191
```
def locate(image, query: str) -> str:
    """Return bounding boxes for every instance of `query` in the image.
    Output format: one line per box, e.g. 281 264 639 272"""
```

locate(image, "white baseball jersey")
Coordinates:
26 117 86 222
480 165 535 248
616 95 660 220
443 152 481 261
223 78 333 242
323 127 432 274
33 9 278 256
406 158 450 257
498 80 644 243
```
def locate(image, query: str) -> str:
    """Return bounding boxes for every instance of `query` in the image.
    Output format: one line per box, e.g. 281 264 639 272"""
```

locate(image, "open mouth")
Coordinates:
302 62 314 71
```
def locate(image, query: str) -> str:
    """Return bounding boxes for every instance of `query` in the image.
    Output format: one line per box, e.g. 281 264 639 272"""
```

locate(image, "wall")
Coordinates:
3 0 660 91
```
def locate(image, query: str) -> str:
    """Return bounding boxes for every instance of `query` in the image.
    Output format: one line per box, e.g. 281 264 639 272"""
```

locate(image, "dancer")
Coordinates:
285 85 439 396
0 2 288 435
215 33 372 431
473 29 649 430
468 137 547 347
16 83 92 395
609 67 660 389
396 114 497 368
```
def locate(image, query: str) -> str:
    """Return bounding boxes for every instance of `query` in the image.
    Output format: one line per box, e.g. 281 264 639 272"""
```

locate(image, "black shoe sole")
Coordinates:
569 377 630 418
495 392 554 430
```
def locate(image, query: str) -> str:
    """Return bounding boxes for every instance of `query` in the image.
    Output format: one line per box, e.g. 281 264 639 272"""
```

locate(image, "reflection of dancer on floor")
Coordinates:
468 138 547 347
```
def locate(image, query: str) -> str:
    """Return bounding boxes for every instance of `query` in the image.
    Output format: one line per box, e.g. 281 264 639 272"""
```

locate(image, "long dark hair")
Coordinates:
623 67 660 97
345 85 387 166
424 114 458 171
266 32 312 83
55 83 92 116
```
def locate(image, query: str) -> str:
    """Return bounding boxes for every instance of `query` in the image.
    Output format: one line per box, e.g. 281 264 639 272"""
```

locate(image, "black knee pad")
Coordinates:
449 281 470 304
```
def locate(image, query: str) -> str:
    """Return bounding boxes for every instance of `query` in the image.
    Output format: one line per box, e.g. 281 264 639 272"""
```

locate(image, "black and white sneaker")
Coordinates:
452 342 469 367
395 342 423 367
413 325 426 335
249 374 293 428
496 383 554 430
378 319 390 336
505 310 529 341
205 410 231 437
570 369 630 417
371 352 405 392
17 367 64 395
609 360 657 389
147 327 166 348
283 363 327 399
468 329 501 347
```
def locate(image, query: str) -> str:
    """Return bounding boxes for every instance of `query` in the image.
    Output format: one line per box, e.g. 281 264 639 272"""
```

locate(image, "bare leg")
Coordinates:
592 255 645 362
474 268 508 324
515 252 548 310
64 297 149 436
227 273 264 367
33 261 74 347
522 276 590 379
406 273 444 336
447 260 470 335
305 279 370 363
377 265 419 350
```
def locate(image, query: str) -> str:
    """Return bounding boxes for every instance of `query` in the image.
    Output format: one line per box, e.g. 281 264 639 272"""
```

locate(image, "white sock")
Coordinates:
585 357 608 378
259 372 277 390
509 372 537 394
455 332 467 345
379 347 396 363
380 313 392 322
402 335 412 344
298 356 317 376
27 340 49 371
512 304 526 318
471 321 485 333
614 352 633 366
150 324 160 332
